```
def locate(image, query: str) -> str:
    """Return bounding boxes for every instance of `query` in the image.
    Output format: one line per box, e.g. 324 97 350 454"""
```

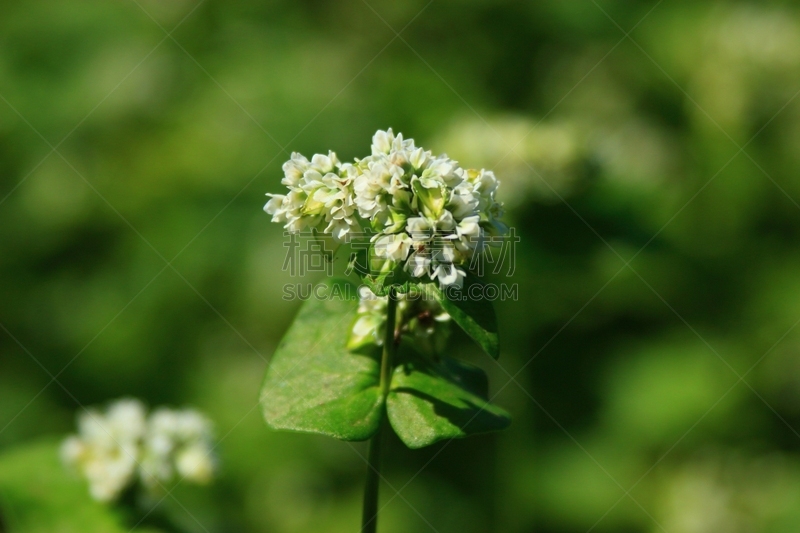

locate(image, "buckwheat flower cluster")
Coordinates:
60 398 215 502
264 129 507 288
348 286 451 357
60 399 146 502
138 408 216 489
264 151 360 241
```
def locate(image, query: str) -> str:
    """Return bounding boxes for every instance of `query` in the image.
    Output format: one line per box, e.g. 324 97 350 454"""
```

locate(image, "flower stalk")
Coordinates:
362 288 398 533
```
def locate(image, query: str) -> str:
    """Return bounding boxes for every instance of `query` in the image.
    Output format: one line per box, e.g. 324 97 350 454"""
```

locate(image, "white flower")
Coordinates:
353 176 385 219
353 158 406 222
310 151 339 174
371 128 415 156
175 444 214 484
281 152 310 186
429 240 467 288
409 147 431 170
469 168 499 197
406 250 431 277
373 232 412 262
357 285 383 308
431 261 466 288
348 313 385 350
423 156 461 187
60 399 146 502
173 410 213 441
60 435 84 464
347 286 389 350
140 407 215 488
104 399 148 441
264 189 309 230
62 399 216 502
406 216 434 243
324 217 357 242
372 129 394 155
348 286 452 355
264 194 287 222
435 209 457 233
448 182 480 219
265 128 508 287
139 443 173 487
352 313 382 339
455 215 482 252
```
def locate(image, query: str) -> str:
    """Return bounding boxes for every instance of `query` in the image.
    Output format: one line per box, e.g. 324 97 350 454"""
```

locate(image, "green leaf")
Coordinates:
439 357 490 398
428 277 500 359
349 246 419 297
0 440 152 533
260 278 384 441
386 357 511 449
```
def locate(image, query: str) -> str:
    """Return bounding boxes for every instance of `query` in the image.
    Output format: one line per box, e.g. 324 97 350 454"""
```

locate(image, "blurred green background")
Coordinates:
4 0 800 531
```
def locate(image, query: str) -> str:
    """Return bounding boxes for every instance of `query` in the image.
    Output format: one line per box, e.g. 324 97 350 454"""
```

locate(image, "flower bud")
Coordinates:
412 178 445 219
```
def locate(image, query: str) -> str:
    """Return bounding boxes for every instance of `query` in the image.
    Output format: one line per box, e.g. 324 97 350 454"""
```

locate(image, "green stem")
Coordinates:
361 424 382 533
361 288 398 533
379 289 398 396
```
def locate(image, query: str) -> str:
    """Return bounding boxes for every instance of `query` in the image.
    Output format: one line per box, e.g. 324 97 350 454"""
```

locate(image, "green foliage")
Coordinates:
429 278 500 359
387 356 511 449
260 279 509 447
349 247 417 297
260 279 384 441
6 1 800 531
0 440 158 533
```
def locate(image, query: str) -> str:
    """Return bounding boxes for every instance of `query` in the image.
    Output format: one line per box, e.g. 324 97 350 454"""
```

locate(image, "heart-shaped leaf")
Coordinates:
439 356 490 398
260 279 384 441
428 277 500 359
386 356 511 449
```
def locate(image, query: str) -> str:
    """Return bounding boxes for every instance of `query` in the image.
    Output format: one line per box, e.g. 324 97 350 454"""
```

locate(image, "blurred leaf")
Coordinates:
260 279 384 441
0 440 155 533
387 356 510 449
429 278 500 359
601 340 742 445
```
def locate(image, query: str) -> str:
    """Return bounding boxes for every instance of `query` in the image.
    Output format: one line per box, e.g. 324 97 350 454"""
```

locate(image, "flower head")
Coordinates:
264 129 507 288
139 408 215 488
61 398 216 502
60 399 145 502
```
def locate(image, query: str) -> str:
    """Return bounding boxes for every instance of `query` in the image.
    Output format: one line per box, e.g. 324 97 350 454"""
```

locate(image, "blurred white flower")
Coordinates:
140 407 215 488
433 117 583 205
175 444 215 484
61 398 216 502
655 455 800 533
60 398 146 502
